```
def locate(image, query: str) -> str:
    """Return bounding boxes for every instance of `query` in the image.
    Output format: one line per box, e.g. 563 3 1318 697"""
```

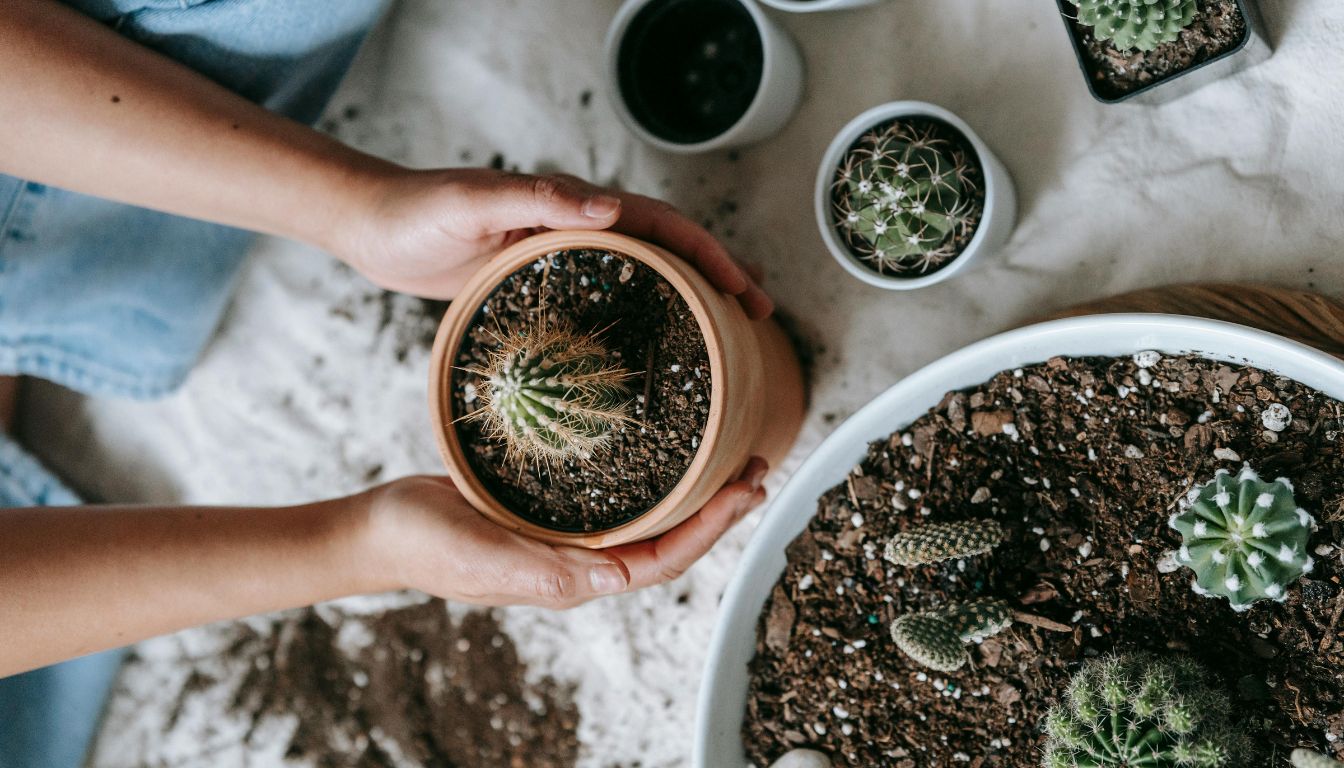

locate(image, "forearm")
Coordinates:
0 0 394 249
0 494 390 676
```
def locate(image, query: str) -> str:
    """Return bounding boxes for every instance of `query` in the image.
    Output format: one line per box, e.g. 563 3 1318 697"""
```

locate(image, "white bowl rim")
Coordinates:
605 0 785 154
694 312 1344 767
813 100 1005 290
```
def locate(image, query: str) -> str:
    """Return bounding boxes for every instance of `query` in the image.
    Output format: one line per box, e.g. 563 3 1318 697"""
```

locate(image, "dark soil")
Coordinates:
216 601 578 768
452 249 711 532
1062 0 1249 100
745 353 1344 767
829 117 986 279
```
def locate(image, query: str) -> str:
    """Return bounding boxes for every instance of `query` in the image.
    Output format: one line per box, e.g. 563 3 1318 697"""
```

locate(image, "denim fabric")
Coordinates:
0 0 388 398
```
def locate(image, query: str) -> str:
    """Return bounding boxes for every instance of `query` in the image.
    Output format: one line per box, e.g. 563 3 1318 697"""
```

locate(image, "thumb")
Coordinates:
512 545 631 607
469 174 622 235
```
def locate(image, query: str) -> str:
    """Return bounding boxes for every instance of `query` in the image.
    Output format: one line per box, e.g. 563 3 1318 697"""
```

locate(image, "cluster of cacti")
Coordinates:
890 598 1013 673
884 518 1011 671
831 120 976 275
1043 654 1243 768
885 519 1005 566
1294 751 1344 768
1168 465 1315 612
1069 0 1199 52
471 321 633 464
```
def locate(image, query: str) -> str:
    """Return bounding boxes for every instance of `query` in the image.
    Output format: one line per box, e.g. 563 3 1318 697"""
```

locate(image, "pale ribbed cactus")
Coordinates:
890 598 1012 672
1042 654 1242 768
473 322 632 464
884 519 1005 567
1293 750 1344 768
1069 0 1199 52
1168 465 1315 612
831 120 976 275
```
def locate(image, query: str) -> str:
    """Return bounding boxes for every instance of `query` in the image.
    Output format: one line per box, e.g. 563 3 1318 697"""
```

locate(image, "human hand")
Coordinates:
361 457 769 608
330 167 772 318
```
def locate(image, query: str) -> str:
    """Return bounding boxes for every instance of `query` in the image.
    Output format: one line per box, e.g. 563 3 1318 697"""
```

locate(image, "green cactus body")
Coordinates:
476 323 632 464
831 121 975 275
890 598 1012 672
1293 750 1344 768
1168 465 1315 612
1070 0 1199 52
884 519 1005 567
1042 654 1242 768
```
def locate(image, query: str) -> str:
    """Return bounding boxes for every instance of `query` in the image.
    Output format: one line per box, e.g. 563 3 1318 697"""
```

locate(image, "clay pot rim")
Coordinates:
428 230 727 547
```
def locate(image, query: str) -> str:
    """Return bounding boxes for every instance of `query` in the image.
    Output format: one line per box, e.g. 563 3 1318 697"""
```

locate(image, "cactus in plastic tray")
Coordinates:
1294 750 1344 768
884 518 1005 567
890 598 1012 672
473 321 632 464
1168 465 1315 612
831 120 976 275
1043 654 1242 768
1069 0 1199 52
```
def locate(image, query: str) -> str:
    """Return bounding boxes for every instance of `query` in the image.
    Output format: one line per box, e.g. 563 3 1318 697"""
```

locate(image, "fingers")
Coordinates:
463 172 623 235
607 457 769 592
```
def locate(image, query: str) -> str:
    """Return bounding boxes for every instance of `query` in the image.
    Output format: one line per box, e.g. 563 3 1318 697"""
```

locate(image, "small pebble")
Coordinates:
1133 350 1161 368
1261 403 1292 432
1213 447 1241 462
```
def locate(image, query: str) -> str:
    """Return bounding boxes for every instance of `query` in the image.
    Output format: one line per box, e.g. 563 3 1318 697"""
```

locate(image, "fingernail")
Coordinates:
582 195 621 219
589 564 628 594
748 460 769 490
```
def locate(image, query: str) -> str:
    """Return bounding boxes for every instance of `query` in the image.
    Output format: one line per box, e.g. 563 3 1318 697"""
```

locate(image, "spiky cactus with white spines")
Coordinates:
473 322 632 464
1069 0 1199 52
1168 465 1315 612
831 120 976 275
1042 654 1242 768
1294 750 1344 768
890 598 1013 672
884 519 1005 567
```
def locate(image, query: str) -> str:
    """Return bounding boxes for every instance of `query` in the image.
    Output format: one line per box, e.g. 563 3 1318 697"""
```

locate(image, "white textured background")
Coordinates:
20 0 1342 764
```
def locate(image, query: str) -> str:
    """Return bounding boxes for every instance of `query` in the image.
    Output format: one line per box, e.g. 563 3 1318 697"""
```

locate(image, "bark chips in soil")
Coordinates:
745 353 1344 767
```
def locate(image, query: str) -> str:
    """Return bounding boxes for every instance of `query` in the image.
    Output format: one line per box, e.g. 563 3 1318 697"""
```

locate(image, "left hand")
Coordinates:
329 167 773 319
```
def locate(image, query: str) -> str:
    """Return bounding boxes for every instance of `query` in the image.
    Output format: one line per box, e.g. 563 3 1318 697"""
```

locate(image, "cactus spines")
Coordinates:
831 120 977 275
1069 0 1199 52
1168 465 1315 612
1042 654 1243 768
890 598 1013 672
472 322 633 464
1293 750 1344 768
884 518 1005 567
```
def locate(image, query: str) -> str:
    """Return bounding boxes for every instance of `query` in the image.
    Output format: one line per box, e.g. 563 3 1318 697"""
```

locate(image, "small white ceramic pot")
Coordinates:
759 0 881 11
694 314 1344 767
814 100 1017 290
605 0 805 154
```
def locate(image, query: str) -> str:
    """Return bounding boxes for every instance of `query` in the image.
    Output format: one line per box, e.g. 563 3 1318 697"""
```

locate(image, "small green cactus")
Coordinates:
1294 750 1344 768
831 120 976 275
1168 465 1315 612
473 322 633 464
884 519 1005 567
1069 0 1199 52
1042 654 1243 768
890 598 1013 672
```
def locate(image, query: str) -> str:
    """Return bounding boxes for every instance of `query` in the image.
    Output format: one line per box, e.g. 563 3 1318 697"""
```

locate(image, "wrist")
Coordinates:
303 147 405 262
319 487 403 597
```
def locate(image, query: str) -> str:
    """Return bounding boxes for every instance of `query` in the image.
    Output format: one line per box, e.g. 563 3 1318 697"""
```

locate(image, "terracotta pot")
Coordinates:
428 230 805 548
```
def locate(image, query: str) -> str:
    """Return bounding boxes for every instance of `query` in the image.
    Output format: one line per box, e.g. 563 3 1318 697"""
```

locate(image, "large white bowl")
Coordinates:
694 313 1344 767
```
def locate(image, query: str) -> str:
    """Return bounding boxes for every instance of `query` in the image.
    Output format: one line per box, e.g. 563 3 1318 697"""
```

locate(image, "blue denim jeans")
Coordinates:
0 0 386 765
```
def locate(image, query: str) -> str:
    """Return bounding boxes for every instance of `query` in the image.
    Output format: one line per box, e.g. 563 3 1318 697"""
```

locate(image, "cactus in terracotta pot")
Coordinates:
472 321 633 464
1168 465 1315 612
1069 0 1199 52
831 120 976 275
884 518 1005 566
889 598 1013 672
1042 654 1243 768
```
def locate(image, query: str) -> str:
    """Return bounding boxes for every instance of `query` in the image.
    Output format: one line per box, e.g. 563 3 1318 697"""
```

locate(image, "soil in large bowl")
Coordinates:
452 249 712 532
1062 0 1249 100
744 353 1344 767
828 116 986 280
